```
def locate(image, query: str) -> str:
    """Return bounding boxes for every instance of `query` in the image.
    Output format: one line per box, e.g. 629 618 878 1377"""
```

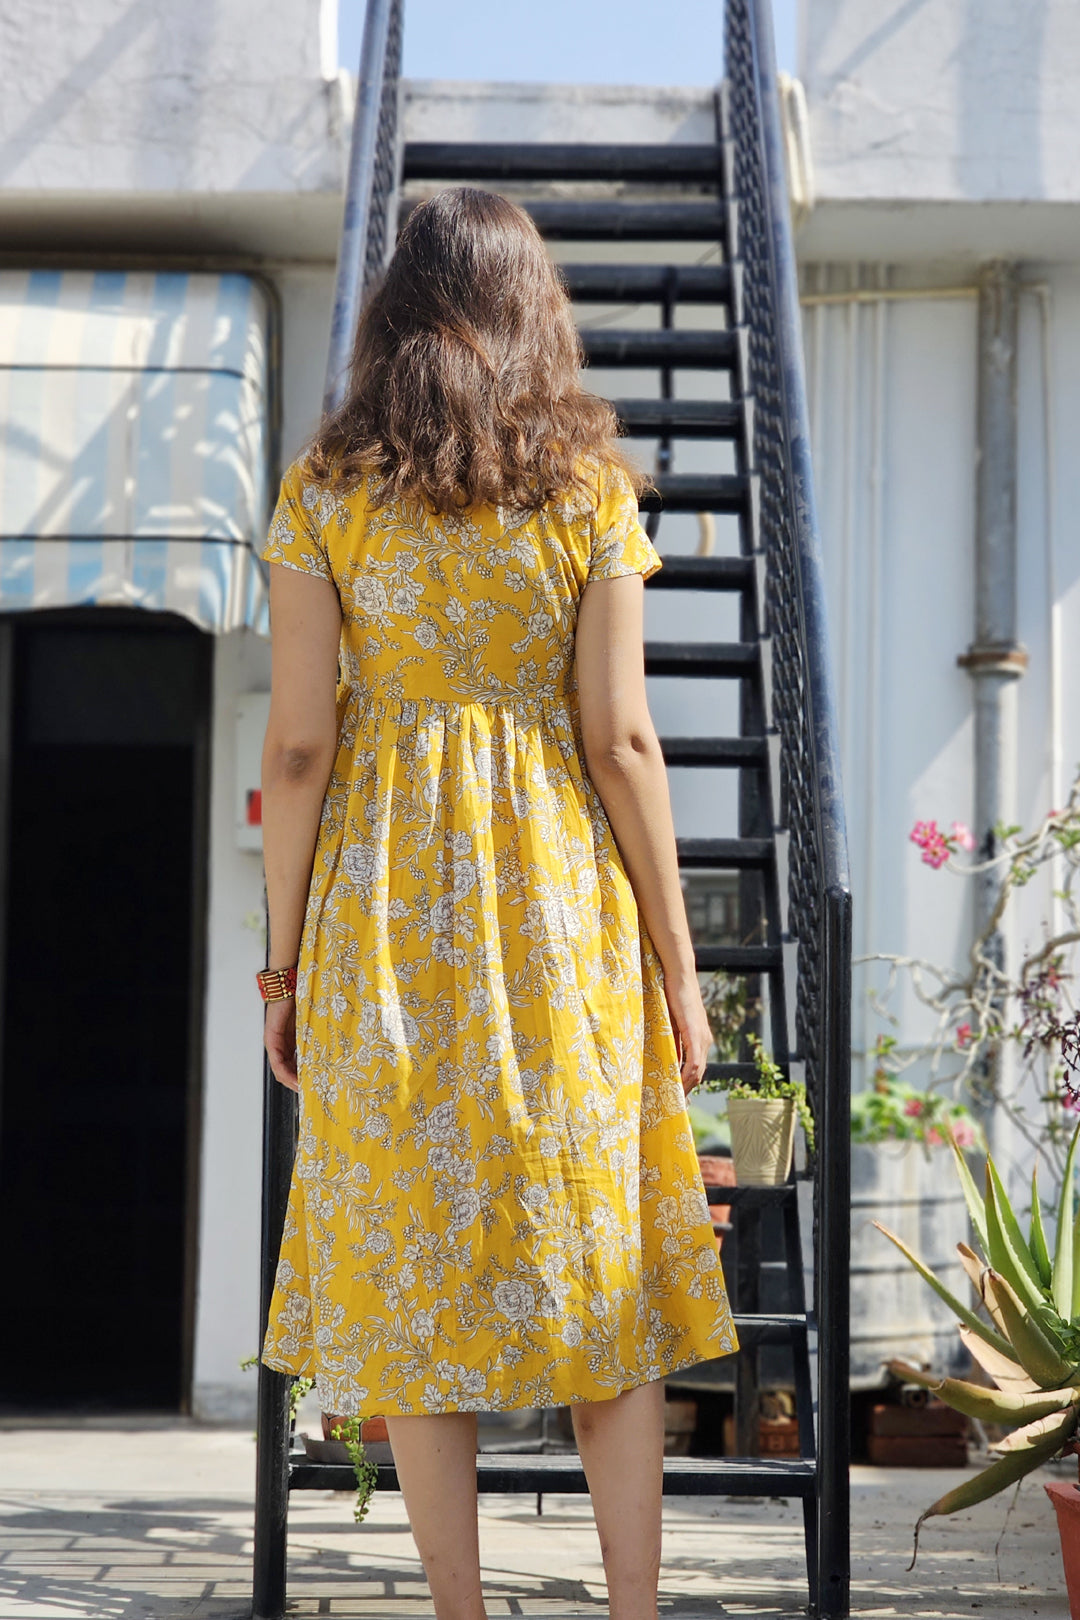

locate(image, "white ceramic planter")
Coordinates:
728 1096 796 1185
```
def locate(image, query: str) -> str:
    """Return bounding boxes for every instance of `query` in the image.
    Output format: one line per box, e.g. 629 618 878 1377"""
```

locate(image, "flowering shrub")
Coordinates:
909 818 976 869
851 1036 979 1149
863 780 1080 1182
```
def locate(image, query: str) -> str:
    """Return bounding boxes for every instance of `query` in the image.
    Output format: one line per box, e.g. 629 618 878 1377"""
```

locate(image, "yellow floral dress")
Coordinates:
260 458 737 1416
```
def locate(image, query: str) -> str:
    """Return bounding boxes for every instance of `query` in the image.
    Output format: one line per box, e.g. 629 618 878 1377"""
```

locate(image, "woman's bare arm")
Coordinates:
261 563 342 1087
575 572 711 1090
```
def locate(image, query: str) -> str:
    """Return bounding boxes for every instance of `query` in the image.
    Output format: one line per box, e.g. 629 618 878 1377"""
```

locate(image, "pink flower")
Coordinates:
926 1127 943 1146
955 1023 973 1050
1063 1087 1080 1116
903 1098 924 1117
950 821 976 852
922 834 950 869
950 1120 976 1148
910 820 938 850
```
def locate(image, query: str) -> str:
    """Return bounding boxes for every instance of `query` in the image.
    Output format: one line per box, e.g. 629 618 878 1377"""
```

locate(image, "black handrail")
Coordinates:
323 0 404 413
723 2 852 1613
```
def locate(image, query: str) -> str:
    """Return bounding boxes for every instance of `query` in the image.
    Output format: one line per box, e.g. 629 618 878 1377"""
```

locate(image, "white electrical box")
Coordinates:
235 692 271 852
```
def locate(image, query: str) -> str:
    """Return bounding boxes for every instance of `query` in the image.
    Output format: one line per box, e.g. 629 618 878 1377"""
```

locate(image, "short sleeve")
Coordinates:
587 464 662 583
262 461 333 582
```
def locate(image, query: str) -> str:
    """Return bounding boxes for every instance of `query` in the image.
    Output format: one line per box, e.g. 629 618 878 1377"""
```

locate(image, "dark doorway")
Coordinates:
0 610 210 1411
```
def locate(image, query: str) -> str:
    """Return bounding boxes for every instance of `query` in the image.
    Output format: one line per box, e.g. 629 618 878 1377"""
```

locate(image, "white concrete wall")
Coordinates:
801 264 1080 1168
802 0 1080 204
797 0 1080 262
192 628 271 1420
0 0 341 196
190 266 333 1420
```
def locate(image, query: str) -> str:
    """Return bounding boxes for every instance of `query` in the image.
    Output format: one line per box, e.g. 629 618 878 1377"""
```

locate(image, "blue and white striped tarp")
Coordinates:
0 269 272 635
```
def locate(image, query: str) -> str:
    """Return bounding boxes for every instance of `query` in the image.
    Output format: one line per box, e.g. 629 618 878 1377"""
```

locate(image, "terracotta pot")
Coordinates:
728 1097 796 1186
1045 1481 1080 1617
697 1153 736 1249
322 1412 389 1443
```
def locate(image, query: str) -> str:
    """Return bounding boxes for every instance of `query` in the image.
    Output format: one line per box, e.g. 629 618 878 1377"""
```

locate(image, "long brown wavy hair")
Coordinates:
305 187 644 513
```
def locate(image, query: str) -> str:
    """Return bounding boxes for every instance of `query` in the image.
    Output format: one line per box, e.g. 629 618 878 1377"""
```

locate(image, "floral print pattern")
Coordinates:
260 459 737 1414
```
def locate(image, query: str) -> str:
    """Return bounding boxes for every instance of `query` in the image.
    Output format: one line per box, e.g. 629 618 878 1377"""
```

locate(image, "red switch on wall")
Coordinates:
246 789 263 826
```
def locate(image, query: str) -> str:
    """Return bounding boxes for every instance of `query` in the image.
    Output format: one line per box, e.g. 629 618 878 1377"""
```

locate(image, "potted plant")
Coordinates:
705 1035 814 1185
876 1121 1080 1598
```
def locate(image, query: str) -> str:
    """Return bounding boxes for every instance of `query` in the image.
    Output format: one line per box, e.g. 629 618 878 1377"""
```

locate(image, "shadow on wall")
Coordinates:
957 0 1048 199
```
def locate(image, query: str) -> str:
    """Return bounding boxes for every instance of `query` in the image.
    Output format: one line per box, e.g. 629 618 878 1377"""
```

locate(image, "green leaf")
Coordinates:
1029 1166 1053 1289
874 1222 1017 1362
983 1271 1075 1388
987 1158 1046 1297
1053 1122 1080 1318
989 1406 1079 1454
1072 1203 1080 1322
947 1128 989 1258
888 1360 1080 1425
985 1164 1050 1318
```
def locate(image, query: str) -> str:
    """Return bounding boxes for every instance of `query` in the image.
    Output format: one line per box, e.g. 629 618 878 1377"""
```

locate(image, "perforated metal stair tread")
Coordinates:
660 735 767 765
646 554 755 590
561 264 733 304
677 835 773 868
523 200 730 243
582 329 737 368
695 944 782 972
613 398 743 438
287 1452 817 1496
640 474 747 514
403 141 724 182
645 642 758 676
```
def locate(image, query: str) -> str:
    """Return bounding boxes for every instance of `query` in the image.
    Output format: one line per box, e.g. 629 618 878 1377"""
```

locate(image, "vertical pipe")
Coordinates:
958 262 1027 1159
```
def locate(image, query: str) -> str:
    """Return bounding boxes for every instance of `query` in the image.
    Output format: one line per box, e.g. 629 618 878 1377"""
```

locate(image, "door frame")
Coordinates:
0 605 212 1412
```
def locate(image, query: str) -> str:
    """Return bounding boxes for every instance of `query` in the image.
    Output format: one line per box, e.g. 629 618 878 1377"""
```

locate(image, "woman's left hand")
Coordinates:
265 999 298 1091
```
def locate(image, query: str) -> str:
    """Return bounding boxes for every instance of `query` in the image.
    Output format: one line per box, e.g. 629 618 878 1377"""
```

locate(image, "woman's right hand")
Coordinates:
265 999 299 1092
663 973 713 1094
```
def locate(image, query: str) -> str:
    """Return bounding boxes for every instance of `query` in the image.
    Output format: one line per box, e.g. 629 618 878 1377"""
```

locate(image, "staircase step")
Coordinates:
403 142 722 183
678 836 772 870
640 474 747 514
695 944 782 972
733 1312 810 1346
525 200 728 243
660 736 767 766
613 398 742 439
582 329 737 369
705 1060 781 1083
562 264 732 305
704 1181 799 1205
645 642 758 677
288 1451 816 1497
647 554 755 591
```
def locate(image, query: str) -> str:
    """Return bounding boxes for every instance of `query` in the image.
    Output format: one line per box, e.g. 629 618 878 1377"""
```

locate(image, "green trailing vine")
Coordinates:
328 1414 379 1523
703 1033 816 1153
240 1357 377 1521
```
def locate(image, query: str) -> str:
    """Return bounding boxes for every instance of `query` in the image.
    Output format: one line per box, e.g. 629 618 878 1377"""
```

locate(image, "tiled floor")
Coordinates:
0 1420 1068 1619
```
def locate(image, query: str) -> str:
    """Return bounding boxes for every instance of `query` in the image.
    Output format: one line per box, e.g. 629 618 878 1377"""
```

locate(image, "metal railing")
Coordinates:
253 8 404 1616
323 0 404 414
724 2 852 1613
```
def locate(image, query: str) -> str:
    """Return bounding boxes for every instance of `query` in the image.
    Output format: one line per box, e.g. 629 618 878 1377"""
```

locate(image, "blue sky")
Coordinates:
338 0 798 83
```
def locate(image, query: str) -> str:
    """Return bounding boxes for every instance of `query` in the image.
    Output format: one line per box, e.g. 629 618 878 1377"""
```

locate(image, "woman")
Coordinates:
259 187 737 1620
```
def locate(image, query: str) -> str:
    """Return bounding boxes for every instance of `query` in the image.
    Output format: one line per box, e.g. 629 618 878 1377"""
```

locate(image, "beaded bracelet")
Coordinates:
256 965 298 1002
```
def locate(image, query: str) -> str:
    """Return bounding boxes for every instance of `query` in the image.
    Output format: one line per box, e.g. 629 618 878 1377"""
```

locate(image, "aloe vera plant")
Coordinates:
875 1120 1080 1560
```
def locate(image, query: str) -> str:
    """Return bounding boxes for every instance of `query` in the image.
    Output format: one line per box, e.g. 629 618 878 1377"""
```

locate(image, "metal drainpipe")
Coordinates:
958 261 1028 1159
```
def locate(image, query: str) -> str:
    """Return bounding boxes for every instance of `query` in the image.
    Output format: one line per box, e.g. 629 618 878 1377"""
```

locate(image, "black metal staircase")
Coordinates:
254 1 851 1615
